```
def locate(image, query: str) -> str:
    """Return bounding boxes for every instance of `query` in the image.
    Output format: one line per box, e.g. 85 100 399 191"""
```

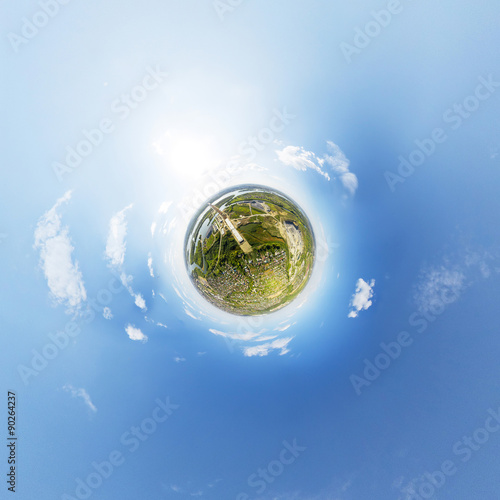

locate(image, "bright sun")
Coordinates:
152 130 221 181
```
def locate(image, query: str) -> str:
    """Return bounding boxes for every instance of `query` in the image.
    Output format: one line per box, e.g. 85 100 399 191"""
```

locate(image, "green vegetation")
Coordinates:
185 185 315 315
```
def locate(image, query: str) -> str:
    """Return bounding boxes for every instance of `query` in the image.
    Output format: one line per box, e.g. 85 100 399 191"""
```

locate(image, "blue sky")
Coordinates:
2 0 500 499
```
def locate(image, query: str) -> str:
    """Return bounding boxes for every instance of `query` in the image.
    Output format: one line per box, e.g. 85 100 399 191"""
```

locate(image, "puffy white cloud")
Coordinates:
103 307 113 320
348 278 375 318
243 337 293 357
276 141 358 194
134 293 147 311
125 324 148 342
63 384 97 413
105 204 133 268
174 356 186 362
34 191 87 311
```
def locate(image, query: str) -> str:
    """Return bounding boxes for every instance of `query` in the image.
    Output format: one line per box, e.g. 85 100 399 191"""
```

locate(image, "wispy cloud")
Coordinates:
274 322 295 332
63 384 97 413
125 324 148 343
103 307 113 320
243 337 293 357
413 265 465 313
348 278 375 318
184 307 201 320
324 141 358 195
276 145 331 180
158 201 172 214
276 141 357 194
34 191 87 311
209 328 266 341
105 205 148 312
105 204 133 267
148 253 154 277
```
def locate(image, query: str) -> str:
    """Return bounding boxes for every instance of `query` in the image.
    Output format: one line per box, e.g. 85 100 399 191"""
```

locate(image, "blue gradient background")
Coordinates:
1 1 500 499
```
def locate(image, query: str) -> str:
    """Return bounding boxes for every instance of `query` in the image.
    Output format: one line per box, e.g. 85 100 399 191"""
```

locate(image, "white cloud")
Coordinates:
276 141 358 194
174 356 186 363
103 307 113 320
276 145 330 180
134 293 147 311
34 191 87 311
105 209 150 313
158 201 172 214
105 204 133 268
243 337 293 357
209 328 265 341
148 254 154 277
150 222 157 237
324 141 358 195
348 278 375 318
125 324 148 342
63 384 97 413
413 265 465 313
184 307 201 320
255 335 278 341
274 322 295 332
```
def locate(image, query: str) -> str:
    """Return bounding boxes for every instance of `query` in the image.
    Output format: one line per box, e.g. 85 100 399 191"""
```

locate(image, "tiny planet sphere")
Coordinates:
184 185 315 316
